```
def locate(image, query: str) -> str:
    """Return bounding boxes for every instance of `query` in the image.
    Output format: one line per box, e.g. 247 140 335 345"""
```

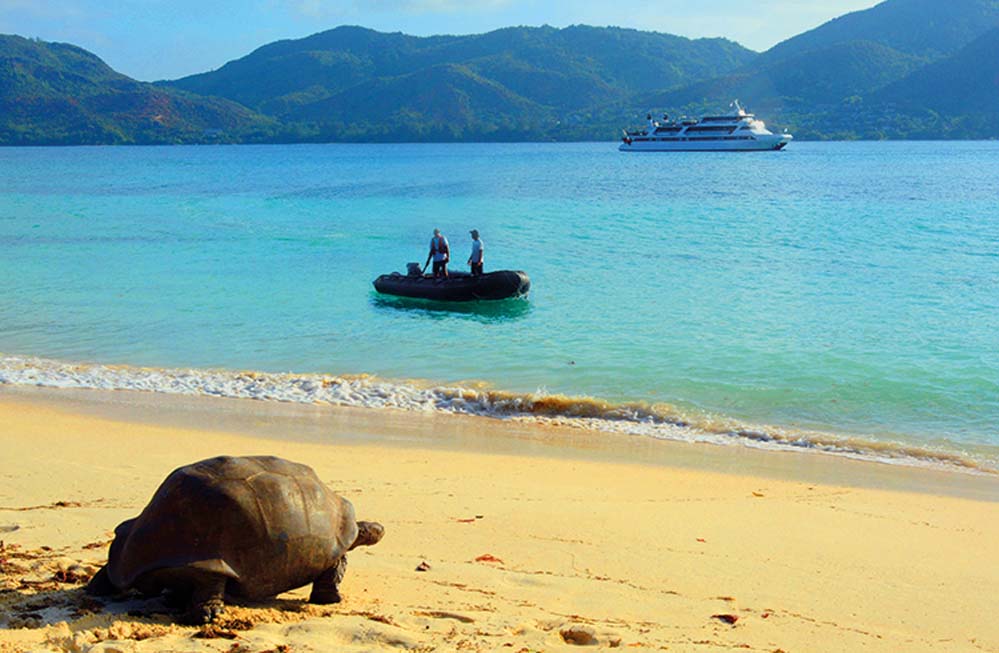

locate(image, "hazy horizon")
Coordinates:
0 0 880 81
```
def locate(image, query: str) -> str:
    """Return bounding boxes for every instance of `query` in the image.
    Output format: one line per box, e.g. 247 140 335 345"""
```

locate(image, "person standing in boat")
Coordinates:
468 229 484 276
425 228 450 279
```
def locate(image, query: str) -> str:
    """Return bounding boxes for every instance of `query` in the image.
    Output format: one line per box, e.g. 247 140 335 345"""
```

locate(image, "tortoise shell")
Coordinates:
105 455 358 599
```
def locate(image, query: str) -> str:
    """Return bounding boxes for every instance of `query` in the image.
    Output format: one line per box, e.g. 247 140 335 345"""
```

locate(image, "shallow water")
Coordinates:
1 142 997 469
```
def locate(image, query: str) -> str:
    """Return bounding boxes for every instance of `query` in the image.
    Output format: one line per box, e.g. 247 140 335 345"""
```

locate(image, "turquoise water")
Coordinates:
1 142 998 466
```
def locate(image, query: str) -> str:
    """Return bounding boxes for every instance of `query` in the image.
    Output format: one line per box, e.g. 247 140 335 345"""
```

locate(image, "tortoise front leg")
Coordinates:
309 556 347 604
186 574 227 624
85 566 116 596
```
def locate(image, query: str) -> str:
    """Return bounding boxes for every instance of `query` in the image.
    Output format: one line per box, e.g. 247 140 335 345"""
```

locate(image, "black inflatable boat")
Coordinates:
373 267 530 302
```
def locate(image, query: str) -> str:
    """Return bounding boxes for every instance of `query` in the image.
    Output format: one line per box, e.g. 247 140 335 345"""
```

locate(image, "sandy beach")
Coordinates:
2 386 998 653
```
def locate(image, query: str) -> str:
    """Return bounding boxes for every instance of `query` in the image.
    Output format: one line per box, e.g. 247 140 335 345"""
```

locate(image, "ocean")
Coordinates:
1 141 997 471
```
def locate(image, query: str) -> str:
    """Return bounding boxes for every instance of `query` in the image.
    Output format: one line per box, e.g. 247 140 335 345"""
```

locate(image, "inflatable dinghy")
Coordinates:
374 265 530 302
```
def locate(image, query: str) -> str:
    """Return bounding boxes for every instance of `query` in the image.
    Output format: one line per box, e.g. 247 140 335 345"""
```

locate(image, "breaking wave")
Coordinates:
1 354 995 475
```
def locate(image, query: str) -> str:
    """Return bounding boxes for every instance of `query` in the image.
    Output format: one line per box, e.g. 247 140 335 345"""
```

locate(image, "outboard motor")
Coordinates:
406 262 423 277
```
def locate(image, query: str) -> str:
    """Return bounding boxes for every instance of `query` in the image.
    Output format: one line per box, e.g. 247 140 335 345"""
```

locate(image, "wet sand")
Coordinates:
1 386 997 652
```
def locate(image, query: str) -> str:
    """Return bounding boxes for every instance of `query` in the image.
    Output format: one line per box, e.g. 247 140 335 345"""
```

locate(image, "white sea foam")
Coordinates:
1 354 993 475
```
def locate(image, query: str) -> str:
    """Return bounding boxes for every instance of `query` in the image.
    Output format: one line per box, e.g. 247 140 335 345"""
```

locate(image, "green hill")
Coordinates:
4 1 999 144
630 0 999 140
860 27 999 138
874 27 999 114
164 24 755 141
764 0 999 63
287 64 551 141
0 34 274 145
649 40 924 110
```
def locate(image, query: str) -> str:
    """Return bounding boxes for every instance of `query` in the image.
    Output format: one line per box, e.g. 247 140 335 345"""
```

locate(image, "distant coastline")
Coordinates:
4 1 999 146
2 136 998 148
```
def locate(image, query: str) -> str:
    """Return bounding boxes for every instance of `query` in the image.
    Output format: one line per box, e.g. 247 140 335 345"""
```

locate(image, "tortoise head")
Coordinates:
350 521 385 550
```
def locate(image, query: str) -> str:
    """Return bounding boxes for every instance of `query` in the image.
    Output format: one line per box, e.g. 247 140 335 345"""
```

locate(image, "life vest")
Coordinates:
432 236 447 254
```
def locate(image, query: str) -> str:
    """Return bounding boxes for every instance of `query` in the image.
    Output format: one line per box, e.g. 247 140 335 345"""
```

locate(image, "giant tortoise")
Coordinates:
86 455 384 623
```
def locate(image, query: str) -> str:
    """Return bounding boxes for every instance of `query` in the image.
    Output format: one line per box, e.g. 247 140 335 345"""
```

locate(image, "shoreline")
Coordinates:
4 384 999 501
4 139 999 148
1 385 997 652
2 353 997 478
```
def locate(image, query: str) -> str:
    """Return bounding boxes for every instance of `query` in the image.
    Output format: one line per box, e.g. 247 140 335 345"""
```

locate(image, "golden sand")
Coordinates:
1 388 997 652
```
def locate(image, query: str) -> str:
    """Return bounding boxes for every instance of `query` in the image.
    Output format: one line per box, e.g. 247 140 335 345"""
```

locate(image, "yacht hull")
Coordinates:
620 134 792 152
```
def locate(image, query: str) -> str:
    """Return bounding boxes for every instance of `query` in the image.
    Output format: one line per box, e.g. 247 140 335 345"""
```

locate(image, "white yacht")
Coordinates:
619 101 792 152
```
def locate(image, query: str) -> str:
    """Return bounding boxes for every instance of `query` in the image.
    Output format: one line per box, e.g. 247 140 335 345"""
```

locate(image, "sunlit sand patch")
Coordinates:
1 395 998 652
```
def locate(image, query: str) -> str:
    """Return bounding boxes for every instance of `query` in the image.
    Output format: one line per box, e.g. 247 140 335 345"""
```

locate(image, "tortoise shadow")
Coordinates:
1 585 173 629
2 585 316 630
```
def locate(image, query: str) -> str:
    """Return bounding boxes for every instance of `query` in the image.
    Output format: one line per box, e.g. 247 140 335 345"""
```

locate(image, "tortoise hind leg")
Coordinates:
185 573 228 625
172 559 238 624
309 556 347 604
86 565 116 596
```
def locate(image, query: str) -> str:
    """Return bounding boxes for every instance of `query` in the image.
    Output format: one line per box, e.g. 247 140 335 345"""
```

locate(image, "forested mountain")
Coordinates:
652 40 925 109
0 34 274 145
169 25 754 113
636 0 999 139
3 0 999 144
284 64 547 141
874 27 999 114
763 0 999 63
163 25 754 141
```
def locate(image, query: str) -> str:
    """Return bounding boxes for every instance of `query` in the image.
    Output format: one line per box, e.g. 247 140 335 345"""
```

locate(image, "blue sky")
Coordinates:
1 0 880 81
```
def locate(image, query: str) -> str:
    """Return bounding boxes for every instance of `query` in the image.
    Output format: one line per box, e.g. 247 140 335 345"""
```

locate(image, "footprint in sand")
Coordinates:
414 610 476 624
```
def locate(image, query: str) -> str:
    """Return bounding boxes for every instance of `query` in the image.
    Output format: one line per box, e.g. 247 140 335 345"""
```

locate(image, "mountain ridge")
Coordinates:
629 0 999 140
763 0 999 63
3 1 999 145
163 23 756 140
0 33 276 145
